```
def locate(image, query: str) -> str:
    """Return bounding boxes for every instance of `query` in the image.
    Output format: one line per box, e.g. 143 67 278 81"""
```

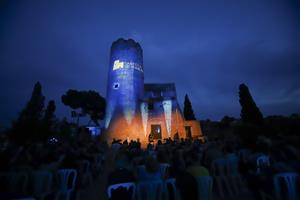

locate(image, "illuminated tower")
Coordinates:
103 38 204 145
105 38 144 141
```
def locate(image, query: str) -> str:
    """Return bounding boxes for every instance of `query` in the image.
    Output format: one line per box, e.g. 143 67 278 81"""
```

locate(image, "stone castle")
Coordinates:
103 38 203 144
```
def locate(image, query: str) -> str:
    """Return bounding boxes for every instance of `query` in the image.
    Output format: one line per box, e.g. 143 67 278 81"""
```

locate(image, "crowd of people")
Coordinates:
107 136 300 200
0 128 108 199
0 129 300 199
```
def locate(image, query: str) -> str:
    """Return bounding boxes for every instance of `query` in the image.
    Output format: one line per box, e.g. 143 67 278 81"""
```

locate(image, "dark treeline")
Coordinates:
4 82 106 145
0 82 299 200
201 83 300 150
2 82 299 149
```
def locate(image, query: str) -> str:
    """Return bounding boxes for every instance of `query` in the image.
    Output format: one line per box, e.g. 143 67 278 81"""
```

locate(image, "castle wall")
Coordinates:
103 38 204 145
184 120 203 139
105 39 144 140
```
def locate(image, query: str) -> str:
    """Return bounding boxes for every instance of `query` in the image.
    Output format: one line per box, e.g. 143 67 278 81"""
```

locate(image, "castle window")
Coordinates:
113 83 120 89
148 102 154 110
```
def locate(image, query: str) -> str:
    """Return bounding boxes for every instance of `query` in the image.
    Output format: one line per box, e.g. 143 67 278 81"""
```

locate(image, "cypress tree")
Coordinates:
239 83 264 126
43 100 56 128
41 100 56 139
11 82 45 143
184 94 196 120
44 100 56 123
19 82 45 122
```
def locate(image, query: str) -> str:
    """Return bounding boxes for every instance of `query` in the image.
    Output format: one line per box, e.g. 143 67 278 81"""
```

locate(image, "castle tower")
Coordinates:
104 38 144 142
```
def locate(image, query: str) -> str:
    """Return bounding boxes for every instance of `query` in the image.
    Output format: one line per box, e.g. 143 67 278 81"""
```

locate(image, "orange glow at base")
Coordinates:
102 110 204 146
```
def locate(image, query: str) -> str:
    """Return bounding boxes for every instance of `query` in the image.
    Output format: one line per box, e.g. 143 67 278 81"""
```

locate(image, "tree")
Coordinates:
19 82 45 122
220 115 235 128
184 94 196 120
239 83 264 126
11 82 45 143
61 90 106 126
44 100 56 123
42 100 56 138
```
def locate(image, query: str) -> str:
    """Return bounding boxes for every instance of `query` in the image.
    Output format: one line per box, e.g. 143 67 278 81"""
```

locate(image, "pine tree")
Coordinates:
239 83 264 126
11 82 45 143
184 94 196 120
61 89 105 126
43 100 56 129
41 100 56 140
19 82 45 122
43 100 56 124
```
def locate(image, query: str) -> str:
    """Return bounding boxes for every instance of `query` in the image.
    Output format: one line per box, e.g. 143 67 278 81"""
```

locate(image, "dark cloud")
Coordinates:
0 0 299 127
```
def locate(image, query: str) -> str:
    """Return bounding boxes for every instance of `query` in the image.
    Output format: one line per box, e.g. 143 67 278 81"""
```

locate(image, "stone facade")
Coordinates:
103 38 203 145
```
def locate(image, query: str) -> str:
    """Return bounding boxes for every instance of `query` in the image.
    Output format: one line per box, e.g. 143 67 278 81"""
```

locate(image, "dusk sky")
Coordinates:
1 0 299 127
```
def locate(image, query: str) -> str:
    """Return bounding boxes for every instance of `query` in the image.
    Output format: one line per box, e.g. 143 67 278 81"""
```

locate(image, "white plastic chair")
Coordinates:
165 178 179 200
196 176 213 200
55 169 77 200
137 180 164 200
94 154 103 172
107 182 136 200
76 160 93 186
136 165 161 181
159 163 170 178
273 172 299 200
31 171 53 200
256 155 270 174
226 154 246 194
136 165 146 180
211 159 234 198
226 154 239 176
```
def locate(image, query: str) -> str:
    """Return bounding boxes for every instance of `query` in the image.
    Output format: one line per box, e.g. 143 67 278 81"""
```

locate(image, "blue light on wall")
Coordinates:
163 100 172 137
86 126 101 136
105 38 144 128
